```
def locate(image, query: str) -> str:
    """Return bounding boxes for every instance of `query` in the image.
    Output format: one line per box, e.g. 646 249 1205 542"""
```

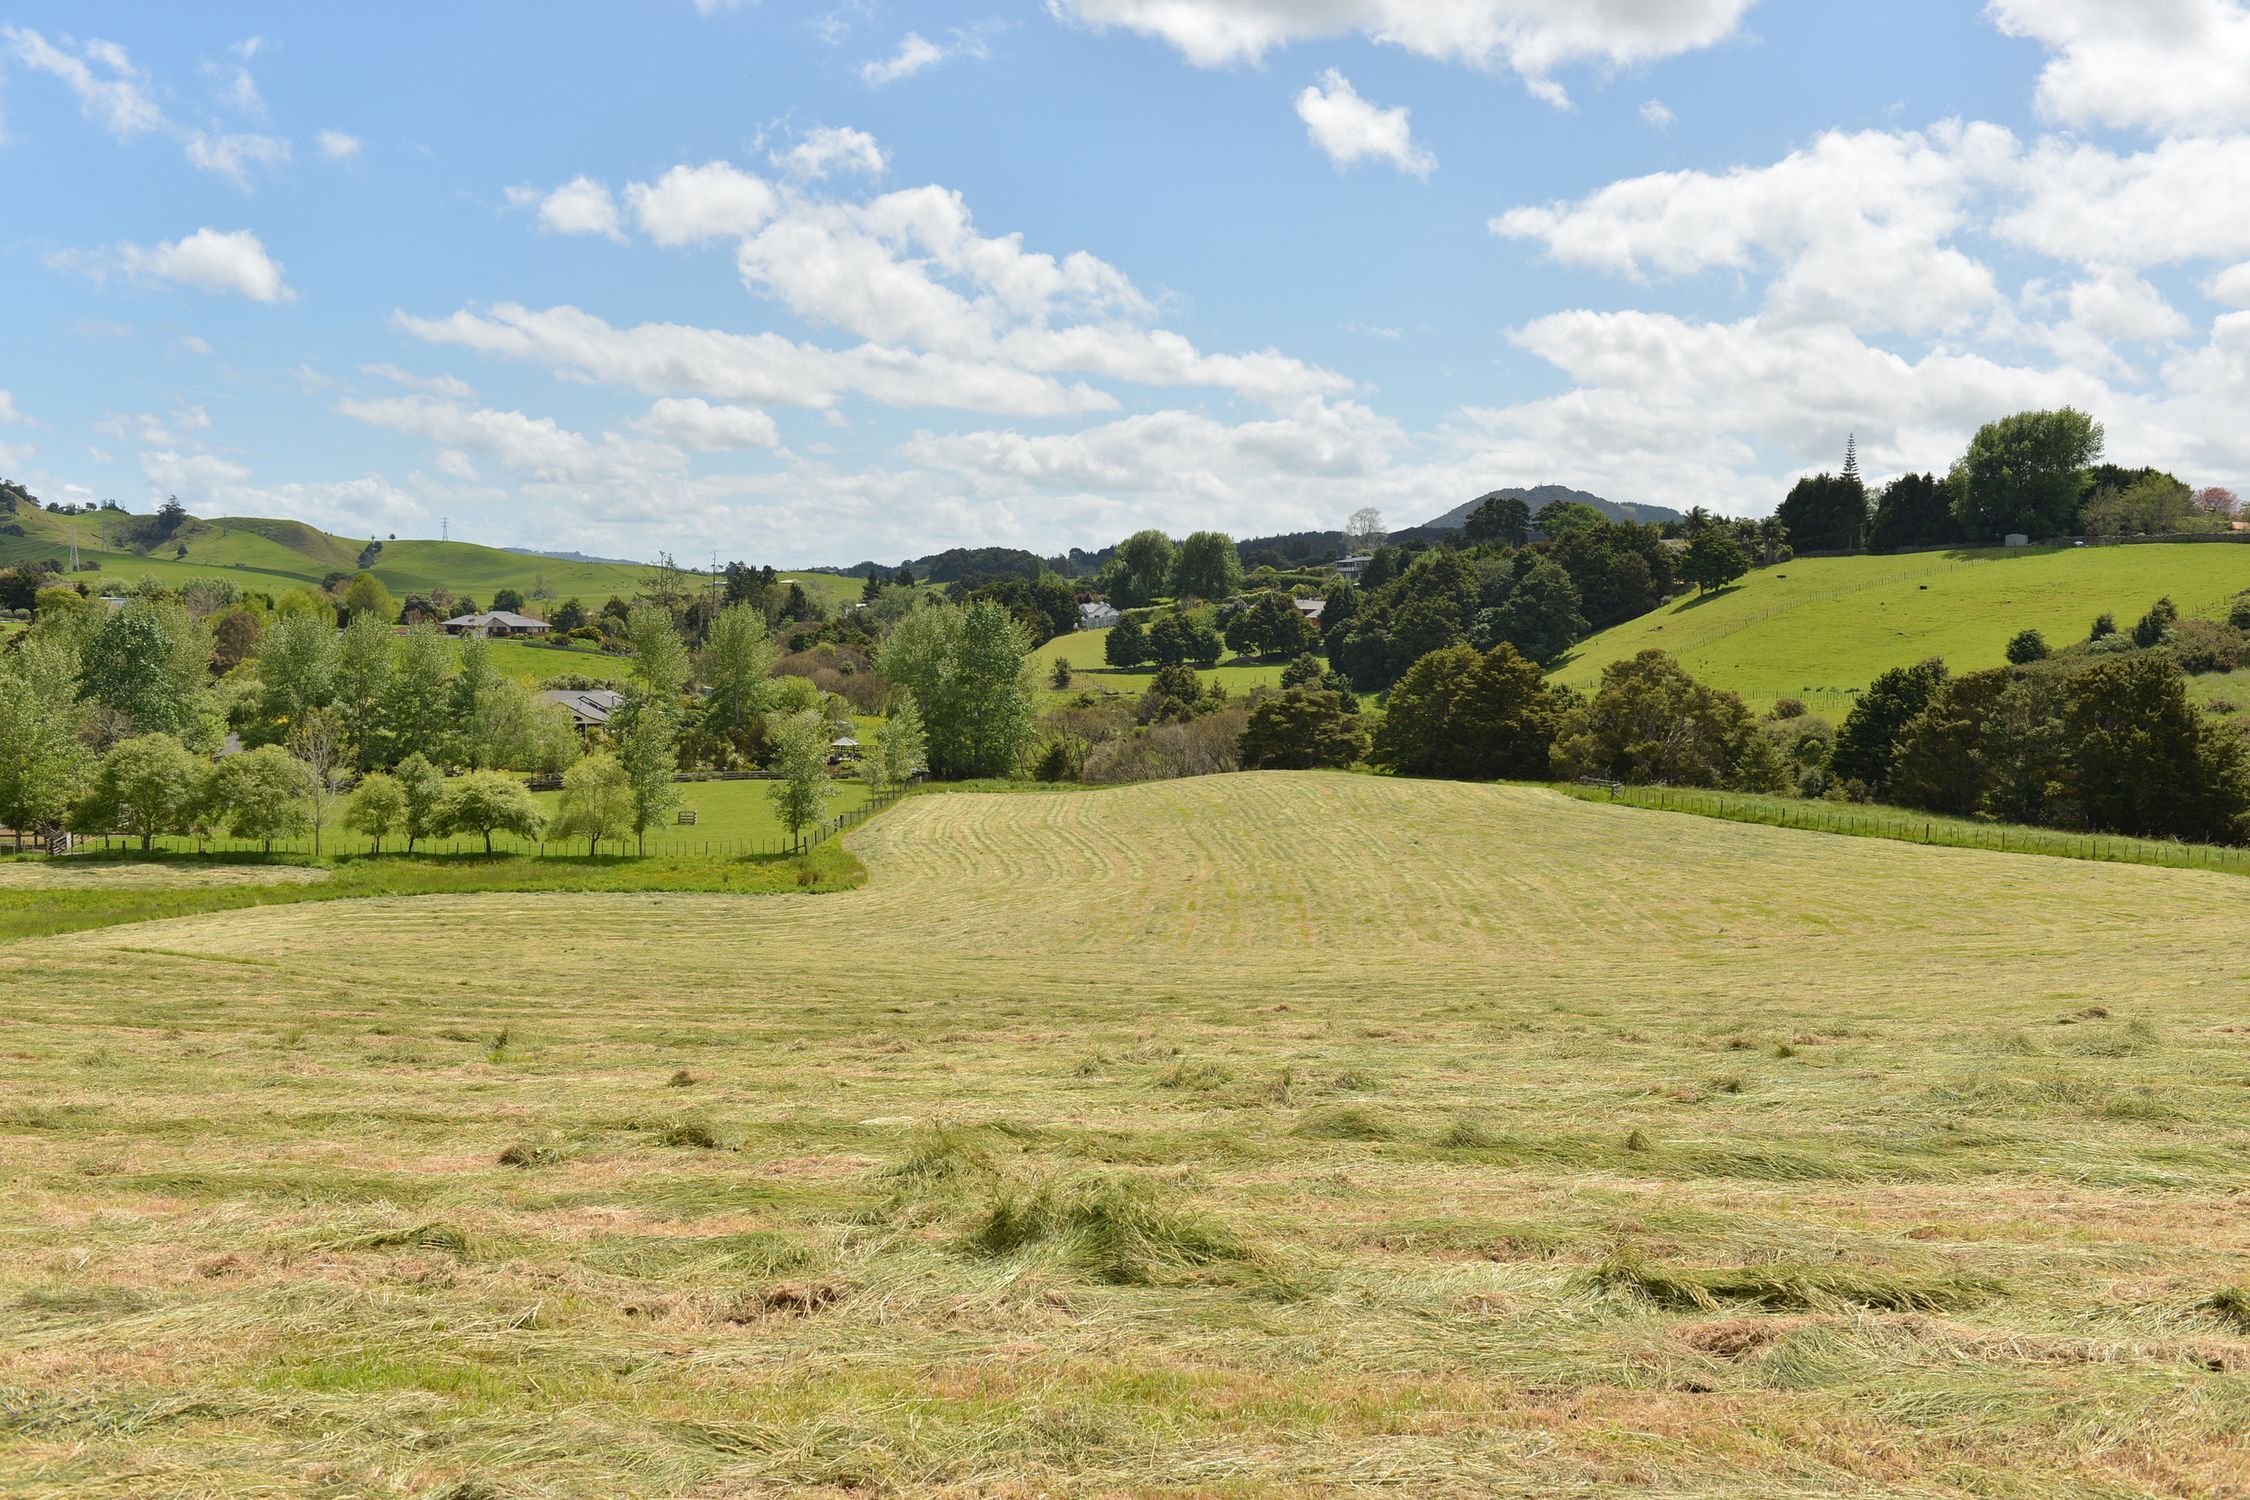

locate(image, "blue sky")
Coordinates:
4 2 2250 566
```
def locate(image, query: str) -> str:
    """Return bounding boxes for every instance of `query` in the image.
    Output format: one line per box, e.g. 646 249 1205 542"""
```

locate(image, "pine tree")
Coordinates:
1842 434 1861 486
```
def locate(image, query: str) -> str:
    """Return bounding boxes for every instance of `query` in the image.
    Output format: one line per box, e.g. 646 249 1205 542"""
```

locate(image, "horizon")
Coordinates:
5 3 2250 565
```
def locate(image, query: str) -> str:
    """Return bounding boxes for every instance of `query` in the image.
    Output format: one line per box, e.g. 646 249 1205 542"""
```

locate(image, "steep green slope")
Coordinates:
1554 543 2250 708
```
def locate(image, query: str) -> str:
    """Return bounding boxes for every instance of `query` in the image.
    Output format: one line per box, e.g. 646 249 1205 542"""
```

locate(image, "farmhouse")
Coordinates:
443 610 551 638
539 687 624 732
1079 600 1123 630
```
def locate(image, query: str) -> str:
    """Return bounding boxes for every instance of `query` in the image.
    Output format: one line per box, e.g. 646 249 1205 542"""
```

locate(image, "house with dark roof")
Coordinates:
539 687 624 732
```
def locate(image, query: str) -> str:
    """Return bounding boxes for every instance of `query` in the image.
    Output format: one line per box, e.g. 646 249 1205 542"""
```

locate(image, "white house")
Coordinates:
1331 555 1375 585
443 610 551 638
1079 600 1123 630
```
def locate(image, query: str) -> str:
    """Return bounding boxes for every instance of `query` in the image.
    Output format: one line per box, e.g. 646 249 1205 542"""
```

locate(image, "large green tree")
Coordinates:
0 635 94 848
1952 407 2104 538
1830 659 1949 797
1371 642 1560 781
547 752 635 855
205 745 314 851
70 733 205 851
1170 531 1243 601
247 611 340 745
1682 527 1751 596
81 598 214 747
766 709 836 845
1104 530 1177 608
1238 688 1367 770
1775 472 1868 552
700 603 777 739
874 600 1038 779
433 770 543 854
1482 557 1586 666
1550 650 1763 788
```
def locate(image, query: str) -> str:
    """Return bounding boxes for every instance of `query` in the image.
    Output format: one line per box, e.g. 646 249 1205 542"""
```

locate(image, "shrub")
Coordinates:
2169 618 2245 675
2005 628 2050 665
1238 688 1367 771
1082 707 1249 785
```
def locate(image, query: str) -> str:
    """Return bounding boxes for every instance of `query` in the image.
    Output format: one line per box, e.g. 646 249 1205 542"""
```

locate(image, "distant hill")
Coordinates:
1418 485 1686 532
506 546 650 568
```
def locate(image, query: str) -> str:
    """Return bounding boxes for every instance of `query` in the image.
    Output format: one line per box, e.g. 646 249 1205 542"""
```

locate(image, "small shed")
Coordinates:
2003 533 2030 548
829 735 861 765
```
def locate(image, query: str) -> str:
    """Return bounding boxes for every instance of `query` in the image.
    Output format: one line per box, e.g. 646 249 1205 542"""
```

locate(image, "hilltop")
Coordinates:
1417 485 1688 533
0 498 861 612
1553 541 2250 708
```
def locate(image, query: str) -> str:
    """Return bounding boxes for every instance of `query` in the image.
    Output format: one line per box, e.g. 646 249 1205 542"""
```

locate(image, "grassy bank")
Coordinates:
1555 779 2250 878
0 843 863 946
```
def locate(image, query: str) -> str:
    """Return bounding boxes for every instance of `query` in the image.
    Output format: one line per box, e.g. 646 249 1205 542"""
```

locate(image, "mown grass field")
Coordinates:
4 773 2248 1496
1554 543 2250 708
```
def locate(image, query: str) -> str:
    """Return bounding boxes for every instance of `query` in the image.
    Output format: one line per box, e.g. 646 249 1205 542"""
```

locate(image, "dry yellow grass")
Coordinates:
3 773 2248 1497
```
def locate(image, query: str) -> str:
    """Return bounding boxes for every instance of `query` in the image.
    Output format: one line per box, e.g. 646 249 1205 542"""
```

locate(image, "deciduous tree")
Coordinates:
433 769 542 854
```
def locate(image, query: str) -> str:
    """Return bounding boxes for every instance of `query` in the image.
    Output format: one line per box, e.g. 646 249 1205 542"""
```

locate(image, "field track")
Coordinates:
4 774 2247 1495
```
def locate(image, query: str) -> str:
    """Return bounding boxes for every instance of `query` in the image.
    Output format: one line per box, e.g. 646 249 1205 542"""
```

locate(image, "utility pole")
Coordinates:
440 516 449 543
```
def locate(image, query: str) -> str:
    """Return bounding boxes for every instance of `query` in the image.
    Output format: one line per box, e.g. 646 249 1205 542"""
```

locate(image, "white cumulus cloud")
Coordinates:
517 176 626 240
1990 0 2250 134
62 228 297 304
1049 0 1758 105
634 396 781 450
1294 70 1434 177
774 125 889 180
626 162 778 245
317 130 362 161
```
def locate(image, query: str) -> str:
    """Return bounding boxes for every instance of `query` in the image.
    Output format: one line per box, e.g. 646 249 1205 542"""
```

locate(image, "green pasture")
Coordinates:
1034 626 1292 702
1554 542 2250 707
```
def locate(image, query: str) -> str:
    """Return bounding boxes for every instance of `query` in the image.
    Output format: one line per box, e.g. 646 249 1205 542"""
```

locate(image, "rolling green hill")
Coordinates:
1553 542 2250 710
0 501 860 613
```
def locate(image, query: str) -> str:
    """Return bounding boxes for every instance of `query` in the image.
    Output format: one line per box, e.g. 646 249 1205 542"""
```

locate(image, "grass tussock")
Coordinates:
966 1174 1256 1286
656 1115 728 1150
497 1140 562 1168
1589 1251 2002 1314
1290 1104 1395 1141
2202 1286 2250 1334
339 1222 478 1258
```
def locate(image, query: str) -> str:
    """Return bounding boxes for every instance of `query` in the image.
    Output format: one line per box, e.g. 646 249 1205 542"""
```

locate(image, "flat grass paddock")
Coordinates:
1555 543 2250 708
1036 626 1292 702
5 773 2250 1496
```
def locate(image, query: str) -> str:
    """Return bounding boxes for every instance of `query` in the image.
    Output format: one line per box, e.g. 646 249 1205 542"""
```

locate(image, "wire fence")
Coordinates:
1570 780 2250 877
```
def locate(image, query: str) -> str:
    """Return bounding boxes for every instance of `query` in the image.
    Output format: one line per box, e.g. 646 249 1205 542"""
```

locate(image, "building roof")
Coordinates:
1294 598 1326 618
443 610 550 630
539 687 624 725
